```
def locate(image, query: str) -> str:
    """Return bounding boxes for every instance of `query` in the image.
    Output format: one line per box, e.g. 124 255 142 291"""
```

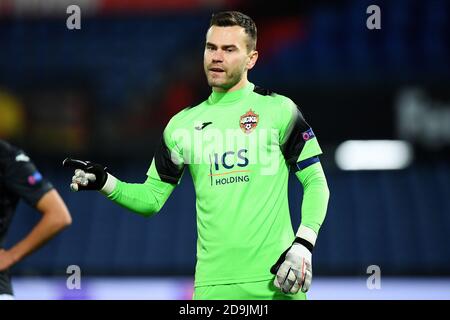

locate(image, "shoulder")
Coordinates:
0 140 22 164
0 139 15 156
251 85 300 122
0 140 37 177
252 85 297 108
165 100 208 132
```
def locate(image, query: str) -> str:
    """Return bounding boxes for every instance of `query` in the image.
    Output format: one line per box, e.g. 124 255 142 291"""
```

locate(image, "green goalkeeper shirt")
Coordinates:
106 81 328 287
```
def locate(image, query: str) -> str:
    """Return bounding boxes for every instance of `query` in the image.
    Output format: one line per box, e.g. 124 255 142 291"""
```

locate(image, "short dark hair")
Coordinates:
209 11 257 52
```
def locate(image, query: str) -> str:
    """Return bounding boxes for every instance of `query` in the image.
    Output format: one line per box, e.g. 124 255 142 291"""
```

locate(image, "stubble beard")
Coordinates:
206 68 243 91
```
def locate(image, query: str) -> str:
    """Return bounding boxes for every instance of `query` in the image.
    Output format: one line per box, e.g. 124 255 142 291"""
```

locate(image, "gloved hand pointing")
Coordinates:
62 158 108 192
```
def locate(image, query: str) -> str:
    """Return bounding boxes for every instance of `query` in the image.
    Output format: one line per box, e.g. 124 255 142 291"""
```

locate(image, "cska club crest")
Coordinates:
240 109 259 134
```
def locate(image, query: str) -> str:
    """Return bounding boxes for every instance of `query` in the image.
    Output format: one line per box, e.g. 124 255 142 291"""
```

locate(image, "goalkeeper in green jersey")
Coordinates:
63 11 330 300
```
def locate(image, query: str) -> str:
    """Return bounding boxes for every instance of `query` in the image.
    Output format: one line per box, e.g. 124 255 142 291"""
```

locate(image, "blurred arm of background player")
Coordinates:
0 150 72 274
0 190 72 271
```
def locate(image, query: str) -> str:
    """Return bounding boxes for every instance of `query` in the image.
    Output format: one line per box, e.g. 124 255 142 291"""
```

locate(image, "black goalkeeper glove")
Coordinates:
62 158 108 191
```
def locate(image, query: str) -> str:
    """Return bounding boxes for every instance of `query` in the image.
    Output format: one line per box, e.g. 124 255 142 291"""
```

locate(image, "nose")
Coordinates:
211 49 224 63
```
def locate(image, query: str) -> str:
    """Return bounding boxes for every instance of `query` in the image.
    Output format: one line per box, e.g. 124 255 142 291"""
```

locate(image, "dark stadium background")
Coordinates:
0 0 449 299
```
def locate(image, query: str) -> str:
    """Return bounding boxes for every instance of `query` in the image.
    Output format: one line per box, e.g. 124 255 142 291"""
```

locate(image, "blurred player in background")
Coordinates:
0 140 72 299
64 11 329 300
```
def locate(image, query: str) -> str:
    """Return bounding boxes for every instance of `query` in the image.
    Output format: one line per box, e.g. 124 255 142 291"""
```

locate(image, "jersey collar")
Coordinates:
208 82 255 105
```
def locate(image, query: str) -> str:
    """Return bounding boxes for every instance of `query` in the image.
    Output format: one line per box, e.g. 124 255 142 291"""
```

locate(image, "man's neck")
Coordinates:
208 80 254 105
213 78 248 93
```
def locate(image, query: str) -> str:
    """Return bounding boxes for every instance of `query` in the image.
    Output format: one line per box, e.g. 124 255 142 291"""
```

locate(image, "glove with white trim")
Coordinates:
271 238 313 294
62 158 108 192
271 225 318 294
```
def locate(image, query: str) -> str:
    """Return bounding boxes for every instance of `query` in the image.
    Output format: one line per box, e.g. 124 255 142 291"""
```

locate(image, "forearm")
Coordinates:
101 174 175 216
295 161 330 243
9 209 70 264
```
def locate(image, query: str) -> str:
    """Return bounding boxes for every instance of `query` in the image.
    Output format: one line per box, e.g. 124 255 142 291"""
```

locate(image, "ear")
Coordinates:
246 50 258 70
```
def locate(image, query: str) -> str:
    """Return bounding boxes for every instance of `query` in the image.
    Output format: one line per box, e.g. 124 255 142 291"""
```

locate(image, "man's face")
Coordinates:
204 25 256 91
